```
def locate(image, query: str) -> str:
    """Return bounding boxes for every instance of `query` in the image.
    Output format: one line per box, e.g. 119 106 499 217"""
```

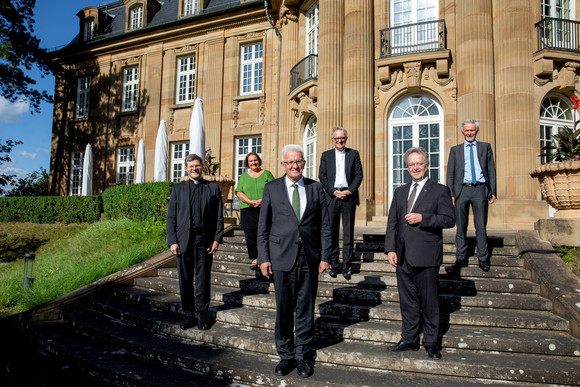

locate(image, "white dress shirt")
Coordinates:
333 149 348 189
285 176 307 219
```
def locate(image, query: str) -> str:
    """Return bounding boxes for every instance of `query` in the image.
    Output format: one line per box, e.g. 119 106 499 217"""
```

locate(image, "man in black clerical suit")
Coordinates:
447 119 497 272
384 147 455 360
319 127 363 280
166 153 223 331
258 144 332 378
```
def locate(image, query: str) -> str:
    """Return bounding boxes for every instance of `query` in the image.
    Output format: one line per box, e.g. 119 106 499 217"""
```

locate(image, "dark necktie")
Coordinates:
469 143 477 184
292 183 300 221
407 183 418 214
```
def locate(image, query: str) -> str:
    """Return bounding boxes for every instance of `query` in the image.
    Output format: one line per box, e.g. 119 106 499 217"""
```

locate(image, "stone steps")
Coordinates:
52 300 580 386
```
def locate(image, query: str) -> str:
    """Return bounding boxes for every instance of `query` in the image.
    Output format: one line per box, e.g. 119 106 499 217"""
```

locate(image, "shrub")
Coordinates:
102 181 174 222
0 196 102 223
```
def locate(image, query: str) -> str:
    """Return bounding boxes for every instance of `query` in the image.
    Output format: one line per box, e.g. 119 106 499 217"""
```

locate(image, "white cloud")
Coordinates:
18 151 37 160
0 97 30 123
0 164 28 179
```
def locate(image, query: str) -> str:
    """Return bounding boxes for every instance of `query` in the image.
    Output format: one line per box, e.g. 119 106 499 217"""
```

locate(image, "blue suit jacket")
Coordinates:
257 176 332 273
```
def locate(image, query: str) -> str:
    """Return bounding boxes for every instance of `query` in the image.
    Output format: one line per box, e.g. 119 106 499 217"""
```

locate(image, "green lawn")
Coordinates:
0 219 167 315
556 246 580 277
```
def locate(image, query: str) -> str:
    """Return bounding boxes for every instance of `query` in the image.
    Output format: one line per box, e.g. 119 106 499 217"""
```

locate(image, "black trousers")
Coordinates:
328 195 356 272
242 227 259 261
176 232 213 319
396 255 440 346
272 246 318 361
455 184 489 262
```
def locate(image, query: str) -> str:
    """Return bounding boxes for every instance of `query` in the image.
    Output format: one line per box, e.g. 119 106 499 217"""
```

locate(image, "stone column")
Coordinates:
456 0 495 145
279 6 299 148
492 0 536 200
343 0 374 200
318 0 344 144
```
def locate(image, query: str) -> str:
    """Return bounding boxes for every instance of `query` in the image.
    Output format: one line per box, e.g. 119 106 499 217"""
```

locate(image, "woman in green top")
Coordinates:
235 152 275 277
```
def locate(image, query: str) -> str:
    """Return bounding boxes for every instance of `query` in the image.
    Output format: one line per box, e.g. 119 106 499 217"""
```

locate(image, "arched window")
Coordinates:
303 116 317 179
388 94 443 205
540 95 573 163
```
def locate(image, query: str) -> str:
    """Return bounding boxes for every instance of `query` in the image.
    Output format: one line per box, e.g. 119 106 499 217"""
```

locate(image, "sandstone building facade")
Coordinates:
49 0 580 229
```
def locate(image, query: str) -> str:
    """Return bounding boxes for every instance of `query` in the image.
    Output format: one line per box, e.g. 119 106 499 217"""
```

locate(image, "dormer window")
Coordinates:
84 18 95 41
183 0 199 16
130 5 143 29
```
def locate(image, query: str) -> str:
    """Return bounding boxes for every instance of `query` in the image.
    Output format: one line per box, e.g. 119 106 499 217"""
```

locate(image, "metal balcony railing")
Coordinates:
536 17 580 52
380 20 446 57
290 54 318 93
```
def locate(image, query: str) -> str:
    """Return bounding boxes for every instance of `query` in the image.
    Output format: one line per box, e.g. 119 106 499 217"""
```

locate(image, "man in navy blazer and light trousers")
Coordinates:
385 147 455 360
258 144 332 378
446 119 497 272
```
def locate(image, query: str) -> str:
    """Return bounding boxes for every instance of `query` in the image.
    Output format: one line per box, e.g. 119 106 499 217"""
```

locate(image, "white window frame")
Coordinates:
117 147 135 184
303 116 317 180
171 142 190 182
130 5 143 30
122 66 139 112
306 2 319 56
235 136 262 182
69 151 84 196
240 42 263 95
388 94 444 206
389 0 439 55
541 0 573 19
76 76 91 118
540 95 573 164
84 18 95 41
183 0 198 16
176 55 196 104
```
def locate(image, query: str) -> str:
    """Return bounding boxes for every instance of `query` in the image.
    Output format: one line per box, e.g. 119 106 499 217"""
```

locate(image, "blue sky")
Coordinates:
0 0 96 180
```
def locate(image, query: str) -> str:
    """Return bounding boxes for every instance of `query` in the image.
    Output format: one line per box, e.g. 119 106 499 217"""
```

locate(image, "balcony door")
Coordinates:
390 0 438 54
540 0 575 49
388 95 444 206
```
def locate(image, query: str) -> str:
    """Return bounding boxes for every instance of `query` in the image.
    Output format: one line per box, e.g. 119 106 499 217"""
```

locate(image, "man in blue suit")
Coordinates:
384 147 455 360
446 119 497 272
258 144 332 378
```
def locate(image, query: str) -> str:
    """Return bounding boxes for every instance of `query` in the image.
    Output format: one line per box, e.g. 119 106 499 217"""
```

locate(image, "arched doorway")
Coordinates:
303 115 317 179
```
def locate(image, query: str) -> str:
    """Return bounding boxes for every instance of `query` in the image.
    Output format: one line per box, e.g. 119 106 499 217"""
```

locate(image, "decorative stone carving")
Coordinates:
378 70 401 92
404 62 422 88
175 45 196 53
424 65 454 87
259 96 266 125
558 61 580 89
280 4 298 24
168 110 174 134
232 100 239 128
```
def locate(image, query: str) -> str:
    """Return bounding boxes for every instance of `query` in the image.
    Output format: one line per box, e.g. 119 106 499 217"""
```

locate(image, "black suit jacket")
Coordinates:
384 179 455 267
166 178 224 252
257 176 332 273
446 141 497 200
319 147 363 205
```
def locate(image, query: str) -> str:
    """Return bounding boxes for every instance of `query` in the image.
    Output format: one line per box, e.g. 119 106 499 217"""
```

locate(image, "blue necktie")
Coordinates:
469 143 477 184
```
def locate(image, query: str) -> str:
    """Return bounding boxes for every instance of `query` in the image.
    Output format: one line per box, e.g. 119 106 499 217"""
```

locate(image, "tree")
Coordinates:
0 0 55 112
5 166 48 196
0 139 22 195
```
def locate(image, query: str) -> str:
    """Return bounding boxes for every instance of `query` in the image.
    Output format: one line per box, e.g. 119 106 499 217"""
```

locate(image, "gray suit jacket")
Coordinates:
257 176 332 273
166 179 224 252
384 179 455 267
446 141 497 200
319 147 363 205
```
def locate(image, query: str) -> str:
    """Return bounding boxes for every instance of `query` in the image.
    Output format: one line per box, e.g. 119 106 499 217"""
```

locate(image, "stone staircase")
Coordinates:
25 230 580 386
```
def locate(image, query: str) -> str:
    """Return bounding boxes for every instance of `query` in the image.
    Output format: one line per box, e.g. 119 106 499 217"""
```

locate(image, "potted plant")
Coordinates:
530 96 580 216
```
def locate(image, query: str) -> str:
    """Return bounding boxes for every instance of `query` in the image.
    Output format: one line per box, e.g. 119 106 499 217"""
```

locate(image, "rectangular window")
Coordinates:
122 66 139 112
306 3 319 56
240 42 263 95
76 76 91 118
171 142 190 182
84 19 95 41
183 0 198 16
69 151 84 196
235 136 262 181
117 147 135 184
130 6 143 30
176 55 196 104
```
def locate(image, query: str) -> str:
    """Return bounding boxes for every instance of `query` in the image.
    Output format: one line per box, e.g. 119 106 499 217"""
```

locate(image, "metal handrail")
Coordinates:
536 17 580 52
290 54 318 93
379 19 446 57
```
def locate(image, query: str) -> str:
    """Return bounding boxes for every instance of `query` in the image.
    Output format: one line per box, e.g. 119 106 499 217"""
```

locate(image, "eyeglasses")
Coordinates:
282 160 306 166
407 162 427 168
333 137 347 141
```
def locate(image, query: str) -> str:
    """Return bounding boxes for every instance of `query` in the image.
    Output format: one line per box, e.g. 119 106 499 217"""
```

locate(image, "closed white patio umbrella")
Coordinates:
154 120 168 182
136 138 146 184
189 98 205 161
81 143 92 196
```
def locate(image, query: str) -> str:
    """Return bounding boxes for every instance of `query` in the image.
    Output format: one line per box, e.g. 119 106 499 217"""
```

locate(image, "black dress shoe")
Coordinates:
478 260 490 272
388 340 419 352
342 270 351 280
328 268 337 278
425 344 442 359
197 318 211 330
296 359 313 378
274 359 296 376
180 315 197 330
